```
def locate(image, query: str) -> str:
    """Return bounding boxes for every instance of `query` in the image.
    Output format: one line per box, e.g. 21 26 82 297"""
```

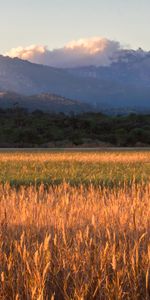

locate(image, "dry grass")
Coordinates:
0 182 150 299
0 150 149 163
0 151 149 187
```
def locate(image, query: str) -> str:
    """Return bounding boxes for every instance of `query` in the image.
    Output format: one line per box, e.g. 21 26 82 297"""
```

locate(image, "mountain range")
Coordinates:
0 91 91 114
0 48 150 113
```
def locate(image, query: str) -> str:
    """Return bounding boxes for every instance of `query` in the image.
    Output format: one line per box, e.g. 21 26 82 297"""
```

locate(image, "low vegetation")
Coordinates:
0 108 150 147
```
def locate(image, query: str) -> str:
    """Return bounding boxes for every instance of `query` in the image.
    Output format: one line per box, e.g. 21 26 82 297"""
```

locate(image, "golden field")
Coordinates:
0 151 149 186
0 150 149 163
0 151 149 299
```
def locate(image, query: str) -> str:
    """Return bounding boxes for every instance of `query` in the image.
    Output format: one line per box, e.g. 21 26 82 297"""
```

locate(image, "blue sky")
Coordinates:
0 0 150 53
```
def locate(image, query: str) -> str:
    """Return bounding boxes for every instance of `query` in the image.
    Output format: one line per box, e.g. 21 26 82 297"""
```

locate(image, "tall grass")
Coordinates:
0 182 149 299
0 151 149 186
0 150 149 163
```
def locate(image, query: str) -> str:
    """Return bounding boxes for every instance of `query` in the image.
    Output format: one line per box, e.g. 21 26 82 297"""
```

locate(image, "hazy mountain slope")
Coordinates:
0 92 92 113
67 49 150 88
0 51 150 111
0 55 109 109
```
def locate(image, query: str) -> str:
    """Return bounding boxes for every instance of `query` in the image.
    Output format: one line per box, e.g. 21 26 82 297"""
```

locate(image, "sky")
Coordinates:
0 0 150 54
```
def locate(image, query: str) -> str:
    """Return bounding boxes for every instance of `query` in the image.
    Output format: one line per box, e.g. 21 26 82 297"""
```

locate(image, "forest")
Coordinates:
0 107 150 147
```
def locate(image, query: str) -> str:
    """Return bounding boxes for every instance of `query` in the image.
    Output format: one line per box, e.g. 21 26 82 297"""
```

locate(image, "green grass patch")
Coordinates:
0 158 149 187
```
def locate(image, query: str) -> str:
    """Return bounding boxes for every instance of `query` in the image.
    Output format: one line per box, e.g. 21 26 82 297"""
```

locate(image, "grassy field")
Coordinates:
0 150 150 299
0 150 149 186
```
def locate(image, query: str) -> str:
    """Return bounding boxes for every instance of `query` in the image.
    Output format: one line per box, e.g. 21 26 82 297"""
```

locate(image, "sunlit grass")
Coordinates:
0 151 149 186
0 151 149 299
0 182 150 299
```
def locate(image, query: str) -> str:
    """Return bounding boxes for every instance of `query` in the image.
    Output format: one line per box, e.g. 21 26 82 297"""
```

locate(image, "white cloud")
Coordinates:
6 45 46 61
5 37 122 68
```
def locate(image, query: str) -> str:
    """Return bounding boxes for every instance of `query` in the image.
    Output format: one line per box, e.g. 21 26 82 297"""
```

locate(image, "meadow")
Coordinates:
0 150 149 186
0 150 150 299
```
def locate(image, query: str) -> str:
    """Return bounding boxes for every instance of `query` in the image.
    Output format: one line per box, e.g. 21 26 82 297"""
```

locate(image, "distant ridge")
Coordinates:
0 91 91 113
0 51 150 113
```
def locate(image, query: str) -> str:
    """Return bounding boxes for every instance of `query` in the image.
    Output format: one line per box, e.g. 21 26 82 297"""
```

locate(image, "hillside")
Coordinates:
0 51 150 112
0 91 91 113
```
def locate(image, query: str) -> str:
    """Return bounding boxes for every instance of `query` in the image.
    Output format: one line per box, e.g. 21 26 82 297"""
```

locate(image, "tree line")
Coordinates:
0 107 150 147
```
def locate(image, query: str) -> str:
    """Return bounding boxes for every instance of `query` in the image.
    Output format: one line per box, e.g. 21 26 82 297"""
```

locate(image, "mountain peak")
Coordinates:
0 52 150 113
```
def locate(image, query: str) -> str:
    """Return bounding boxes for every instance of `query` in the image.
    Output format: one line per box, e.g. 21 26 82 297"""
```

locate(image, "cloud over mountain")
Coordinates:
5 37 122 68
